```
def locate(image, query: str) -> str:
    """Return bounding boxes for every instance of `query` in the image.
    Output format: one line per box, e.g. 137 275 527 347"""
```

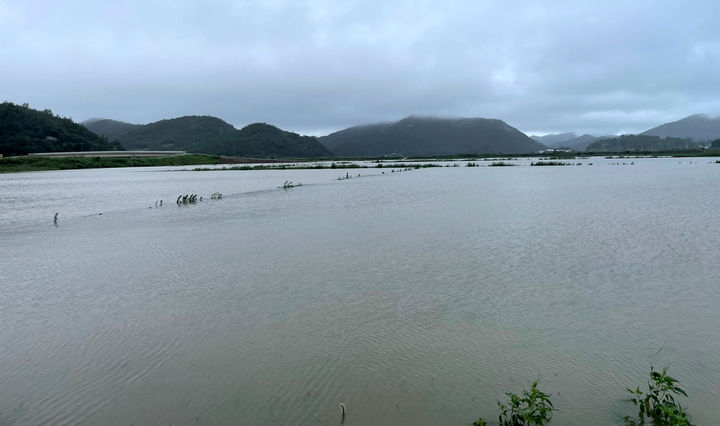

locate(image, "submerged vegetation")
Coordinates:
193 162 444 171
6 152 718 174
530 161 570 166
176 194 200 205
0 154 221 173
171 192 221 206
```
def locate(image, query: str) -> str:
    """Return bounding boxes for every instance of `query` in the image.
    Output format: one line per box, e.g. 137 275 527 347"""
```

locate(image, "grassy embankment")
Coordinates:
0 154 222 173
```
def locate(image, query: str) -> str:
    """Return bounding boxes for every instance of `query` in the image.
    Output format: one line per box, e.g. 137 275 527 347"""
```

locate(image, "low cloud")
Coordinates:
2 0 719 136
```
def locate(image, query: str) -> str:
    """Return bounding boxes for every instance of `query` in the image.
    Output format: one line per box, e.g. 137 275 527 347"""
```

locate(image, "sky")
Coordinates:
2 0 720 136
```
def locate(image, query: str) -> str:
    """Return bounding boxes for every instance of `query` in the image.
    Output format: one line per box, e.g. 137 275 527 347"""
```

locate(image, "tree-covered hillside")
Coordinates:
642 114 720 141
106 116 239 153
234 123 332 157
85 115 333 158
82 118 140 141
586 134 702 152
319 116 545 157
0 102 124 156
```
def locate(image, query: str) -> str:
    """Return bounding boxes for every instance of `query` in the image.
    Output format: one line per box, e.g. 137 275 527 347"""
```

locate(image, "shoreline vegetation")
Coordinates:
0 154 222 173
1 149 719 173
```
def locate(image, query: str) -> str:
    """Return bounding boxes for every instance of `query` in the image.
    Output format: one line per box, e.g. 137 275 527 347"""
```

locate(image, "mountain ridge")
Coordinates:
319 116 545 156
642 114 720 141
84 116 332 158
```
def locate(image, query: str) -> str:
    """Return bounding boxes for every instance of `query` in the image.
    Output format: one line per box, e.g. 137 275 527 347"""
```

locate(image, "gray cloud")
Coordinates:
2 0 719 136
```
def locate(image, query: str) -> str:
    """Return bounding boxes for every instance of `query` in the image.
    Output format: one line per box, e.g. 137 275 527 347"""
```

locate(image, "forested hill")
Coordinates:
82 118 140 142
234 123 332 158
642 114 720 141
85 116 332 158
585 134 703 152
319 116 545 157
0 102 124 156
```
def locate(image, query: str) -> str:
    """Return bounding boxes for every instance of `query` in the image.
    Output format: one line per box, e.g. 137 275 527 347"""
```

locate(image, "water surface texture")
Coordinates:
1 158 719 425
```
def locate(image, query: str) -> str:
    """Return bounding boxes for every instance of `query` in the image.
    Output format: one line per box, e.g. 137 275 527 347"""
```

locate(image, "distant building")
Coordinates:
45 136 58 142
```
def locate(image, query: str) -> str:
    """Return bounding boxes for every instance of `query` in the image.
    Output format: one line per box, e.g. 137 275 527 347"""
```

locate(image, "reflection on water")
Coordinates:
1 158 719 425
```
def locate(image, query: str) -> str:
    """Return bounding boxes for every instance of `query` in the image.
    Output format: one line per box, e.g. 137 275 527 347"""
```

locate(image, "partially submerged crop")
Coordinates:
174 193 220 205
530 161 569 166
177 194 199 205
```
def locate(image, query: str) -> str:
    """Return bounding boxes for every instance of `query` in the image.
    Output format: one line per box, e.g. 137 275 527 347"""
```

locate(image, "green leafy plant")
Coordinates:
475 381 554 426
624 366 692 426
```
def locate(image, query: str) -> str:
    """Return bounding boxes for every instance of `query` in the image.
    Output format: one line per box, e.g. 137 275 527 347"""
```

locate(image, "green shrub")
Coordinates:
475 381 554 426
624 366 692 426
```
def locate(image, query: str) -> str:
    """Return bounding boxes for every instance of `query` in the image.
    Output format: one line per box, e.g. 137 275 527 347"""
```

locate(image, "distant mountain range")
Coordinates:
642 114 720 141
84 116 332 158
530 133 605 151
319 116 544 156
1 102 123 156
532 114 720 152
5 100 720 158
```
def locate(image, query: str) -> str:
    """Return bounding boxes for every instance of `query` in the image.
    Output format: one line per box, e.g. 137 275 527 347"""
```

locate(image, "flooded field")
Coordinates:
1 157 719 425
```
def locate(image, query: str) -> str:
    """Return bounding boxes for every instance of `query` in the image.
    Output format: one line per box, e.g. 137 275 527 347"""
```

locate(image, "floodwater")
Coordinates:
1 158 719 425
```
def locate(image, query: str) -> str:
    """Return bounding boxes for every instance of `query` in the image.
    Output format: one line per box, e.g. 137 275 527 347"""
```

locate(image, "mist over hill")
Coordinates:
530 132 577 145
319 116 545 157
642 114 720 142
1 102 123 156
531 133 604 151
84 116 332 158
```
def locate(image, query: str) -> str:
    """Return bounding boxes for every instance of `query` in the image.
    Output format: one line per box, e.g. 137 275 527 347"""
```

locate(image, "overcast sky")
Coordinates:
2 0 719 136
